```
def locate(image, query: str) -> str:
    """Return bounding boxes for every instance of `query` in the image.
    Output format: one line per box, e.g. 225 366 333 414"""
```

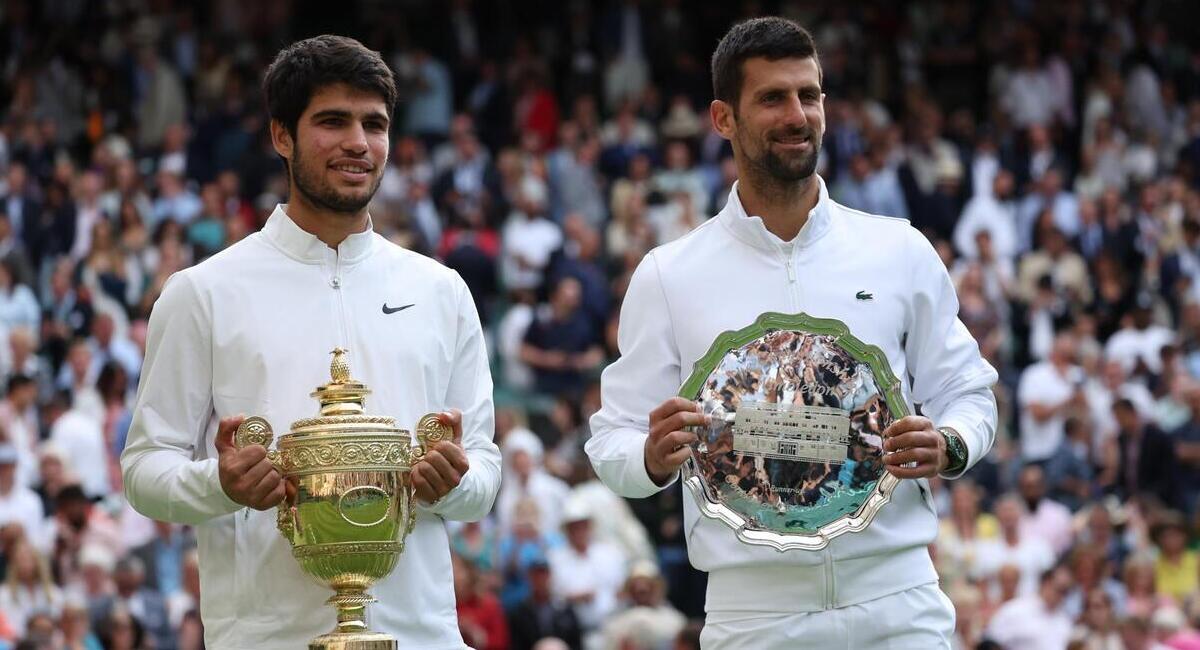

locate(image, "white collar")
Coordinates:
716 176 834 252
261 204 376 264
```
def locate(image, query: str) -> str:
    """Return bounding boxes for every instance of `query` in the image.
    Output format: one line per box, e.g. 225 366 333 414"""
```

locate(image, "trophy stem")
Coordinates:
308 588 395 650
331 588 374 634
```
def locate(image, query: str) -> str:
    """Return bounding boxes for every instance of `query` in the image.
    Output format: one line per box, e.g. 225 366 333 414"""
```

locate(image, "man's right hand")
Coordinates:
644 397 705 486
214 415 286 510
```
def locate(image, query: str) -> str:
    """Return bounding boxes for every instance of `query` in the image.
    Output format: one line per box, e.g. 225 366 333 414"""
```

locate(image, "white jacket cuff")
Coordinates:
585 427 674 498
123 452 245 525
419 453 498 521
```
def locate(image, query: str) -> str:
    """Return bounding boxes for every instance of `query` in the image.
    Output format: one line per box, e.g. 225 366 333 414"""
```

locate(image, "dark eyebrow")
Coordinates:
310 109 390 125
754 84 822 100
310 109 350 121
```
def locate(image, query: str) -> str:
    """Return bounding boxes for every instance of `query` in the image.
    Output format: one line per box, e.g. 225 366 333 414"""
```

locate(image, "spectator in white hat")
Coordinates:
71 543 115 620
548 498 628 636
1151 605 1200 649
495 425 570 538
601 560 685 650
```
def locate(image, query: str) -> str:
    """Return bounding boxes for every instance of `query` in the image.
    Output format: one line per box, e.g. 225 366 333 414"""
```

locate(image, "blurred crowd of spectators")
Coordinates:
0 0 1199 649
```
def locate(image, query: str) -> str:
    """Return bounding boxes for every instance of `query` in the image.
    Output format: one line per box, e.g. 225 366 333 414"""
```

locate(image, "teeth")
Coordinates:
332 165 368 173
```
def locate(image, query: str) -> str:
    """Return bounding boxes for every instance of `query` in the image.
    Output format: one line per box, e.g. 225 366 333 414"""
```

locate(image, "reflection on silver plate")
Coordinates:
679 312 908 551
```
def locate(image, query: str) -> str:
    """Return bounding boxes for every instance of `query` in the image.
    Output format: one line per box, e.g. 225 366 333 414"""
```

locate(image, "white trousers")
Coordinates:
699 582 955 650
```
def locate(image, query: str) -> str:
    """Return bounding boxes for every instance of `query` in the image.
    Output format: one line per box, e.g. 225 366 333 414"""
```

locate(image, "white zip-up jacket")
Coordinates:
586 178 997 614
121 206 501 649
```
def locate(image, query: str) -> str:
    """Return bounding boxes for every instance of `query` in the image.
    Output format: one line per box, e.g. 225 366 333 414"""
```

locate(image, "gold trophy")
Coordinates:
233 348 451 650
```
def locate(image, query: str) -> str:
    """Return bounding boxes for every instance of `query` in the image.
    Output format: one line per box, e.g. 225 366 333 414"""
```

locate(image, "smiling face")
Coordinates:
711 56 825 185
271 82 390 217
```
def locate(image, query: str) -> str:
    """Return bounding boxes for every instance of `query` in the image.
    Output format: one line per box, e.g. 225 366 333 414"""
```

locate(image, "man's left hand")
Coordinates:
412 409 469 505
882 415 947 479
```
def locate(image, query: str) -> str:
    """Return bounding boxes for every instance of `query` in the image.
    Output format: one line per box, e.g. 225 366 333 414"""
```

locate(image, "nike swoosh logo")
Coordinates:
382 303 415 314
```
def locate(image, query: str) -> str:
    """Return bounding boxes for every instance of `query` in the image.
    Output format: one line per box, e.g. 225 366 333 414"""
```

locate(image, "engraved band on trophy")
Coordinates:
680 312 909 551
233 348 452 650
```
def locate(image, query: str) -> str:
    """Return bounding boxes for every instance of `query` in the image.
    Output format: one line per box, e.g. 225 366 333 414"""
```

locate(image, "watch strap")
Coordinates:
938 426 969 475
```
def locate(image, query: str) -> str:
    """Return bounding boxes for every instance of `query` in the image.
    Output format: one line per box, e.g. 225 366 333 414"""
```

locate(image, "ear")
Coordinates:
269 119 294 161
710 99 736 141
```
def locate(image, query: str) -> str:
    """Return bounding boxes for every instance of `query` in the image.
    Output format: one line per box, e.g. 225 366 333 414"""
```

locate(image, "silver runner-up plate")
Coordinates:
680 312 909 551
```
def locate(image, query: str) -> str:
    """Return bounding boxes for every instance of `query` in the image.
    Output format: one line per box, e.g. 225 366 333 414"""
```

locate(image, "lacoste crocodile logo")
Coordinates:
855 291 873 301
382 303 415 314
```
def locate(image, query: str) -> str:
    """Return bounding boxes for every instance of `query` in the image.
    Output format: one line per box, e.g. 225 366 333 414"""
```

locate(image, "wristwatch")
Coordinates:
938 426 968 475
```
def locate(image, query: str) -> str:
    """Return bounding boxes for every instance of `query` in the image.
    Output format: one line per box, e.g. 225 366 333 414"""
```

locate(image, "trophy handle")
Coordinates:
410 413 453 518
234 417 292 538
414 413 452 457
235 416 281 465
276 505 295 540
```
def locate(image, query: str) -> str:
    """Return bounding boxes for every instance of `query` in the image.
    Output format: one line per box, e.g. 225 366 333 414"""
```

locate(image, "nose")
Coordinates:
342 121 369 155
783 94 808 129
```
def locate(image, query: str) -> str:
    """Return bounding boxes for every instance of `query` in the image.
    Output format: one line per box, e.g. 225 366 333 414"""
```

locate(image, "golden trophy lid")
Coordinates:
289 348 401 433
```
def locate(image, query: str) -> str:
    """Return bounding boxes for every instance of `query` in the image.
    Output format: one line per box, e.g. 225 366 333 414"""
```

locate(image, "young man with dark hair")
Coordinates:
586 17 996 648
121 35 500 649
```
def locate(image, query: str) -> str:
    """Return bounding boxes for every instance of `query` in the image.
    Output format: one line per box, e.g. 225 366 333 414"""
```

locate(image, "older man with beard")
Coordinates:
586 17 996 649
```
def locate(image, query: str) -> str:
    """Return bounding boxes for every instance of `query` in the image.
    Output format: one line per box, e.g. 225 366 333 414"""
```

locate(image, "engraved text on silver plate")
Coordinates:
730 402 852 464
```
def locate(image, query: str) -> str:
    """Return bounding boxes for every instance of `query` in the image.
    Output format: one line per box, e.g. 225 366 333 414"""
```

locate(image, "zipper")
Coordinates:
331 252 348 348
777 242 803 313
331 251 345 350
790 245 804 313
823 547 835 608
775 242 802 312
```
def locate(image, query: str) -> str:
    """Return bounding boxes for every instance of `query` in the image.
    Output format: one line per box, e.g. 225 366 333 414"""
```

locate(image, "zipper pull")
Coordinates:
786 260 796 283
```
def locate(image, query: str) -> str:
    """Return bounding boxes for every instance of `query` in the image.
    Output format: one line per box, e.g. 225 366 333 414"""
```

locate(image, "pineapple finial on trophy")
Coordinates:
330 347 352 383
313 348 370 416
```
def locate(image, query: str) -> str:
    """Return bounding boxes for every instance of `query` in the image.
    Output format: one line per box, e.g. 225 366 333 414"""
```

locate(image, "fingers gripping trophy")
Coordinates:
226 348 453 650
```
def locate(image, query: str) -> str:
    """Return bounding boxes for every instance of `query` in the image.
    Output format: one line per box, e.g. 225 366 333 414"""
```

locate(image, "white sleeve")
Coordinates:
951 201 978 258
585 252 679 498
528 225 562 269
120 271 243 524
903 231 1000 479
1016 367 1041 408
423 277 501 522
983 602 1018 646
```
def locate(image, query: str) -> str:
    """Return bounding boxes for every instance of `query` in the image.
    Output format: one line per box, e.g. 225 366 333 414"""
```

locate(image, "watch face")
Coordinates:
941 430 967 470
680 312 909 551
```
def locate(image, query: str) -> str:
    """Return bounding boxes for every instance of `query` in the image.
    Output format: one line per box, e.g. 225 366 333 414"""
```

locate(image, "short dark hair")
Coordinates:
262 35 398 140
57 484 89 505
1039 566 1066 585
711 17 821 108
6 374 31 394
